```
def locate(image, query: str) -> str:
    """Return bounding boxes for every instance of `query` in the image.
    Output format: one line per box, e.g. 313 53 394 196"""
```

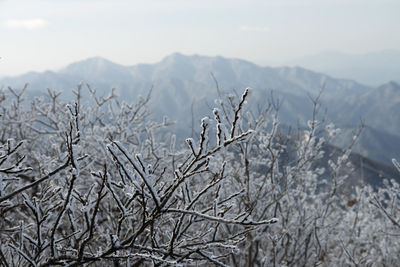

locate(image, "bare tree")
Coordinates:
0 84 398 266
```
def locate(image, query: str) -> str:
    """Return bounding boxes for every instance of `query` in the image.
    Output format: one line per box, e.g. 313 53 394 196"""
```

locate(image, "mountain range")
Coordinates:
1 53 400 167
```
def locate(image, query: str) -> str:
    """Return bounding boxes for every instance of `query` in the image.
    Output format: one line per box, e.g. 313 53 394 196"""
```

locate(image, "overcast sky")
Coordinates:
1 0 399 76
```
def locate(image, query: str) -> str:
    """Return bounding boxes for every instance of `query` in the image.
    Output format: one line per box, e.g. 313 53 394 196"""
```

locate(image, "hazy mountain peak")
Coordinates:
161 53 238 65
58 56 133 84
377 81 400 91
161 52 197 64
386 80 400 88
82 56 114 64
61 56 122 73
278 65 324 77
375 81 400 95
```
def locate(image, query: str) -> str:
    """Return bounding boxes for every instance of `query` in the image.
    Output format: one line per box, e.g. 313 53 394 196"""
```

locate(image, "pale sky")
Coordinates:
1 0 399 76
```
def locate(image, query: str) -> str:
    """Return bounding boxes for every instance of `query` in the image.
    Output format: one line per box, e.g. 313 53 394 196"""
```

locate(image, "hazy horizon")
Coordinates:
1 0 399 76
0 49 399 76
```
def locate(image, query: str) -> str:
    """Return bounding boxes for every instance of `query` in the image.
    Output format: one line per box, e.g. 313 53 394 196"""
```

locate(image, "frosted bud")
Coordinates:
268 218 279 224
213 108 219 116
186 138 193 146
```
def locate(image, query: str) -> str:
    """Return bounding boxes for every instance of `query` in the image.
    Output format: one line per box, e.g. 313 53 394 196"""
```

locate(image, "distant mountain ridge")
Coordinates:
1 53 399 165
286 50 400 86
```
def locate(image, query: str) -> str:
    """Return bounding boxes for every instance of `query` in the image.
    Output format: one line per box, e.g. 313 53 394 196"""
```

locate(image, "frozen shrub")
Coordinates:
0 84 397 266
